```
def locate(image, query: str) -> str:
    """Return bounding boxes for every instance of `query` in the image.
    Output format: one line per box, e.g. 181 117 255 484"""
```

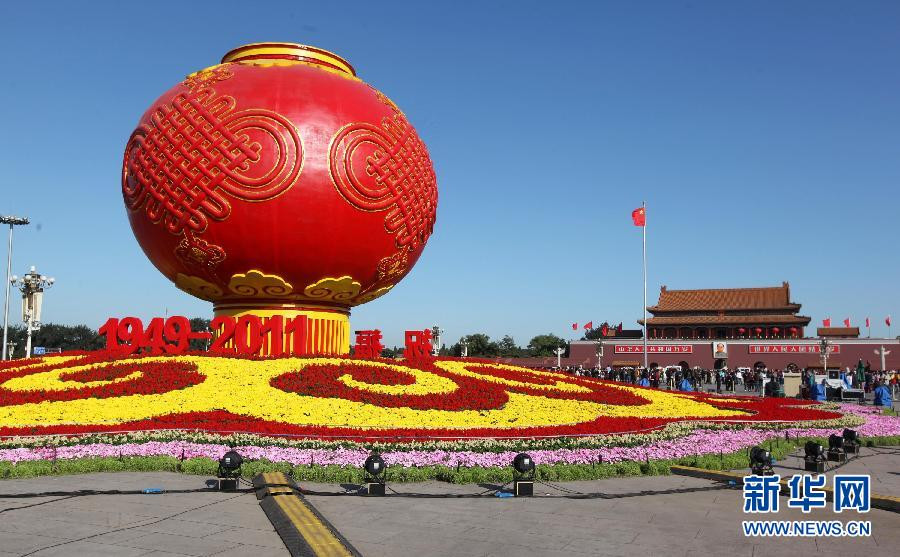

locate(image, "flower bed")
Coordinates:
1 352 896 480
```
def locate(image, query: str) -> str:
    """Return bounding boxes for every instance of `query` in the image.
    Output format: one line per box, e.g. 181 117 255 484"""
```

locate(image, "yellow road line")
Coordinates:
255 472 355 556
274 496 352 557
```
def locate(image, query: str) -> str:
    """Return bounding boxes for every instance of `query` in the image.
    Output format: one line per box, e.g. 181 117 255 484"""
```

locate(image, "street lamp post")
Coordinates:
819 338 830 374
873 346 891 372
430 325 444 357
554 346 565 368
1 215 29 360
11 266 54 358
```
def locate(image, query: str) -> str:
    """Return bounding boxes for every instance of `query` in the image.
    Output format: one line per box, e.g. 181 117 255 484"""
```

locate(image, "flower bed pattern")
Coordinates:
0 352 843 440
6 351 897 480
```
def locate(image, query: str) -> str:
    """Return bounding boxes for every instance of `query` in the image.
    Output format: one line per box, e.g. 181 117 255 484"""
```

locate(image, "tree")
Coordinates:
5 323 104 356
449 333 499 357
498 335 525 357
527 333 567 357
189 317 212 351
582 322 611 341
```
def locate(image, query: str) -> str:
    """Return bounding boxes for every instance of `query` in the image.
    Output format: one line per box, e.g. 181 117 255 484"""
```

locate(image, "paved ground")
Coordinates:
0 449 896 556
734 444 900 497
303 453 900 556
0 472 289 556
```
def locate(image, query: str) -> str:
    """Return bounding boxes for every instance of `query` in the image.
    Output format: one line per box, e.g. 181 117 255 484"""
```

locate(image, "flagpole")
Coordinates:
642 201 647 371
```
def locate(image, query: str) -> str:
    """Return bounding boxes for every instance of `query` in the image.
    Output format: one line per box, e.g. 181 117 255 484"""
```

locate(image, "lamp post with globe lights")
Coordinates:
819 337 831 374
11 266 54 358
554 345 566 368
1 215 29 360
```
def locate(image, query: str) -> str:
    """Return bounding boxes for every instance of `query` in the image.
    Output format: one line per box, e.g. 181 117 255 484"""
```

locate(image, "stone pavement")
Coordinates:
302 449 900 557
0 451 897 557
0 472 288 556
734 444 900 497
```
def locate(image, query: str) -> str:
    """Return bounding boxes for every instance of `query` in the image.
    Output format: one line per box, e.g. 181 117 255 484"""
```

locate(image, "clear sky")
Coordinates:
1 1 898 347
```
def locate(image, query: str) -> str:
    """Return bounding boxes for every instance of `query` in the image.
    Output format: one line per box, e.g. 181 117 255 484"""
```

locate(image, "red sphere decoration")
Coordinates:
122 43 438 354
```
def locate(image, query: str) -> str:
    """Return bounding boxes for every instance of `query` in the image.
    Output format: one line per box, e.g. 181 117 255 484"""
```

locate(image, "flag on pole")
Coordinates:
865 317 870 328
843 318 851 327
601 323 609 336
631 207 646 227
823 318 831 327
583 321 592 330
887 316 892 327
572 323 578 331
616 322 623 333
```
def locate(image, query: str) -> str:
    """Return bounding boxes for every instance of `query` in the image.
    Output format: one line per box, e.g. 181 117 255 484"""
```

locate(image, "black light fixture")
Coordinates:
804 441 825 473
217 449 243 491
512 453 535 497
827 434 846 463
842 429 861 455
749 446 774 476
363 453 386 496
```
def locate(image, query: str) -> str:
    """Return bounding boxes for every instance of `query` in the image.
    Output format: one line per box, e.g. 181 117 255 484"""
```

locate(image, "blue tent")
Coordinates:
679 379 693 391
873 385 893 408
638 378 650 387
814 383 827 402
840 373 853 389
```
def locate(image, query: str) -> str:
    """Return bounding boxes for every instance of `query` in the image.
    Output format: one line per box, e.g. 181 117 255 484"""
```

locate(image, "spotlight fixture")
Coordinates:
803 441 825 473
749 446 774 476
827 434 846 463
842 429 861 455
363 453 386 496
217 449 243 491
512 453 535 497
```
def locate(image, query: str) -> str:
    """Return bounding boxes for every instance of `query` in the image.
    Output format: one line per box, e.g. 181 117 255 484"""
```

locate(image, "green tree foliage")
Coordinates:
527 333 567 356
449 333 500 357
188 318 211 351
5 323 104 356
498 335 526 357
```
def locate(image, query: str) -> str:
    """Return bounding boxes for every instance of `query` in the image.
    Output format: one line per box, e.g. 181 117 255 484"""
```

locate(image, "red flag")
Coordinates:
601 323 609 336
616 322 623 333
887 316 892 327
583 321 592 330
823 318 831 327
843 318 851 327
572 323 578 331
865 317 870 328
631 206 646 227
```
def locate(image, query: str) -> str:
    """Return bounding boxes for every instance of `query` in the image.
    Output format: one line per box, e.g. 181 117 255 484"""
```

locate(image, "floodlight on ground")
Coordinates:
749 446 774 476
827 434 846 463
843 428 861 454
363 453 386 496
512 453 535 497
804 441 825 473
216 449 243 491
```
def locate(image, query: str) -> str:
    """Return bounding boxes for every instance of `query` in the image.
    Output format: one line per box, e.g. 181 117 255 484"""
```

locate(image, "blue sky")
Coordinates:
1 1 898 346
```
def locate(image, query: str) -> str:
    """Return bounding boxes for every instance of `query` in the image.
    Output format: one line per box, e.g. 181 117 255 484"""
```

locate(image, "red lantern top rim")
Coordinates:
221 42 356 76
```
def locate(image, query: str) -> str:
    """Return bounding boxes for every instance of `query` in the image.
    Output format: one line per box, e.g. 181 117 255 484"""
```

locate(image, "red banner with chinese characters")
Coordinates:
614 345 693 354
748 344 841 354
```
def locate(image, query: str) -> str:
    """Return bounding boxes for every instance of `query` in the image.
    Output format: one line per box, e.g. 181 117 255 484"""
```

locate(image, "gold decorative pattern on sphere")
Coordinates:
302 276 363 302
228 270 294 297
175 274 223 301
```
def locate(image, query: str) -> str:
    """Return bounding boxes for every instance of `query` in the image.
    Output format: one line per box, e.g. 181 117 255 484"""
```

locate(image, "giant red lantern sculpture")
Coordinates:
122 43 438 355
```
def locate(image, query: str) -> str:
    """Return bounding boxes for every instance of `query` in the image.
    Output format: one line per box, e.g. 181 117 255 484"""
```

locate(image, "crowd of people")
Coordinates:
553 365 785 394
551 362 899 402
